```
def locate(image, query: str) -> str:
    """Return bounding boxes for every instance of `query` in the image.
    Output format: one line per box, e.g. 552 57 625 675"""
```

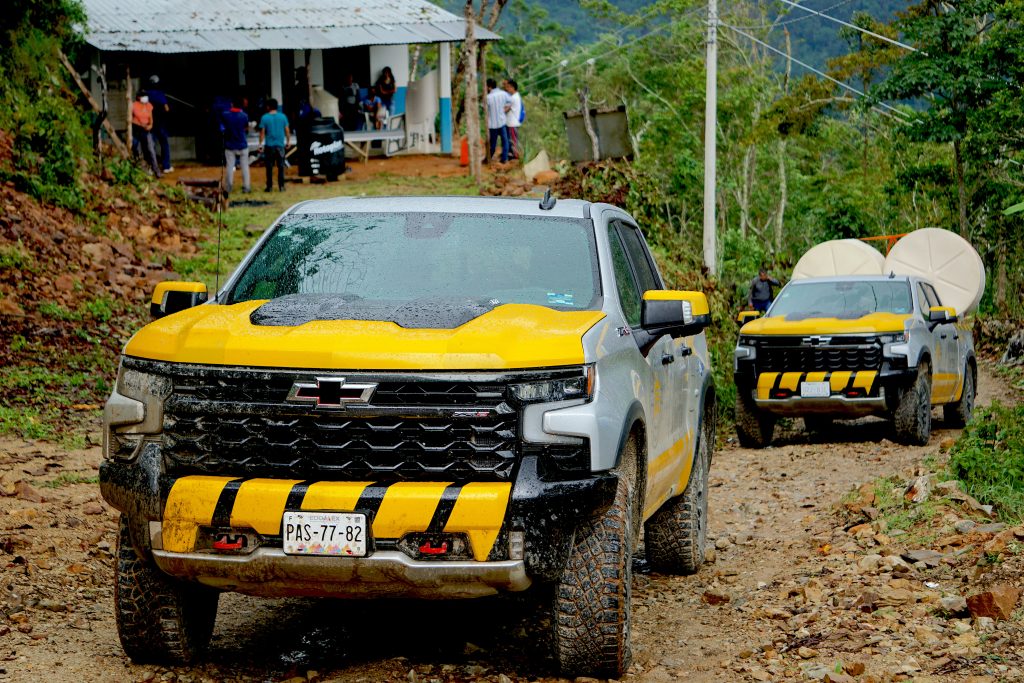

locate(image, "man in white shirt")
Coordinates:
485 78 511 164
504 79 522 161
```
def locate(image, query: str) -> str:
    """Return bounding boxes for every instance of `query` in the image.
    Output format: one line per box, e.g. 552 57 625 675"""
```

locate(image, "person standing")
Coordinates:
340 73 361 131
147 75 172 173
485 78 510 164
131 90 160 177
221 97 250 195
258 99 291 192
504 78 522 161
375 66 397 111
748 269 782 313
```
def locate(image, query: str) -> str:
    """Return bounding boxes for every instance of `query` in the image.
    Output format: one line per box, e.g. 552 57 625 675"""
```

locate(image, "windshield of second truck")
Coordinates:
769 281 913 320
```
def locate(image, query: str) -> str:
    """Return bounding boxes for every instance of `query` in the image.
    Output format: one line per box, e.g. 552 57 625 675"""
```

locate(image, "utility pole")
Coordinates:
702 0 718 275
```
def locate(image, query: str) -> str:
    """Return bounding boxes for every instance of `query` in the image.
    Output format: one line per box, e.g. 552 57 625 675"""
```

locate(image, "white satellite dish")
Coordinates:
791 239 885 280
885 228 986 315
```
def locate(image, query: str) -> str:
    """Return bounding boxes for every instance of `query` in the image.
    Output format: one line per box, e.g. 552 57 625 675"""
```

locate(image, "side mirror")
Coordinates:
151 281 208 319
641 290 711 337
737 310 761 325
928 306 958 325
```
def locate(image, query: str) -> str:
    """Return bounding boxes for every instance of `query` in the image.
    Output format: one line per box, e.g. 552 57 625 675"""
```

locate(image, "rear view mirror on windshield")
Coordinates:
151 281 208 319
641 290 711 337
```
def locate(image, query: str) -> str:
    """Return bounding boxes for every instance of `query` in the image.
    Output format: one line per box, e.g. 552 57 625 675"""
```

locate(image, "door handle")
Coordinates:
661 353 675 365
679 347 693 357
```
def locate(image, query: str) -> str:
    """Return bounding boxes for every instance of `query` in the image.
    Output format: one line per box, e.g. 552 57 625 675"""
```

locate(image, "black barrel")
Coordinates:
307 117 347 181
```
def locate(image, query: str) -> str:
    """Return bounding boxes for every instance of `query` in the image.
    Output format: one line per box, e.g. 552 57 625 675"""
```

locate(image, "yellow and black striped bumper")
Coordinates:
755 370 878 400
160 477 511 562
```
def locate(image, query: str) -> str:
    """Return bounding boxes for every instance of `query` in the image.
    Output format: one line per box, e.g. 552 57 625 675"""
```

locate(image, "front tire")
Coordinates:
943 363 975 427
115 515 219 664
552 436 636 678
894 361 932 446
735 392 775 448
644 411 711 575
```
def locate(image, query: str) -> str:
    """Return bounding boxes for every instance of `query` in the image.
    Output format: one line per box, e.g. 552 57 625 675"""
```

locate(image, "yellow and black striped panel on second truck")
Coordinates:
733 275 976 448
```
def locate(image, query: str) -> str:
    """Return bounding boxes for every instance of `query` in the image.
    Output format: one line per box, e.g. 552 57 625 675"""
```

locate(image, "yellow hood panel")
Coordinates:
741 312 911 335
125 301 605 370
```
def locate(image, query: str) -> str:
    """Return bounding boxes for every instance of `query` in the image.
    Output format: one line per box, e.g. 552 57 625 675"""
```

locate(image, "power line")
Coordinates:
775 0 922 53
727 0 857 30
522 12 702 90
722 22 909 119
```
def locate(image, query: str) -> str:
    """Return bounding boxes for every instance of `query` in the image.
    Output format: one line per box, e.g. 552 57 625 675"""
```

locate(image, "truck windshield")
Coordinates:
769 280 913 319
228 212 601 310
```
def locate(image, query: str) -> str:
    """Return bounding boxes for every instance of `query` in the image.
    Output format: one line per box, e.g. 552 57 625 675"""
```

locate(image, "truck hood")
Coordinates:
740 312 911 336
124 300 606 370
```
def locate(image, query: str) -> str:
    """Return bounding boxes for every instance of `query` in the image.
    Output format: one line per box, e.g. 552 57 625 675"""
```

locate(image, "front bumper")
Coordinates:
101 446 619 595
150 547 531 599
734 359 917 417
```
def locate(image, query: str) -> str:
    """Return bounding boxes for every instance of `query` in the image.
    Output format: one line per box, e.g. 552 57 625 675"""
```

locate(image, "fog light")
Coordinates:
509 531 525 560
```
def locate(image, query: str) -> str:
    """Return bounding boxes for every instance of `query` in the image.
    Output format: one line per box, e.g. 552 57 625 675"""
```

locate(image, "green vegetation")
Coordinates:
949 402 1024 523
39 472 99 488
0 242 35 271
0 0 89 209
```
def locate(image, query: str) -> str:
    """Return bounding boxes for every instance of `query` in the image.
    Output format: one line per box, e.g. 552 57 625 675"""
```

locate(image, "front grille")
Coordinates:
752 336 882 373
145 363 579 482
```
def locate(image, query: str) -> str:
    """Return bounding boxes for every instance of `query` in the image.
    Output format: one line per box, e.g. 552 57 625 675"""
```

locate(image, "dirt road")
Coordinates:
2 366 1021 683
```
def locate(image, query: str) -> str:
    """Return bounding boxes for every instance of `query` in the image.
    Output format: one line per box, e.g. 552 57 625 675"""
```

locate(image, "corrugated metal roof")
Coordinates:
81 0 499 53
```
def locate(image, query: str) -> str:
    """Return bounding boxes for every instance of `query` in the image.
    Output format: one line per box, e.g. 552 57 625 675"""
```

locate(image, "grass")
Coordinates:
39 472 99 488
0 242 35 271
949 401 1024 524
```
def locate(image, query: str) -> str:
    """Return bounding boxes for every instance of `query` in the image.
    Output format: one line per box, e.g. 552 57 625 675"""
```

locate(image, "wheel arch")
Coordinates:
613 402 647 542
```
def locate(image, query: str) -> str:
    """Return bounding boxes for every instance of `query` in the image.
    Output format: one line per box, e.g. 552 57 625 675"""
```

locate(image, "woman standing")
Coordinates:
375 66 397 111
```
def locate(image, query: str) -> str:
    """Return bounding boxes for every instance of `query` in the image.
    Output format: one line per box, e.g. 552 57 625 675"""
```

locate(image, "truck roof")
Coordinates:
787 274 924 285
286 195 596 220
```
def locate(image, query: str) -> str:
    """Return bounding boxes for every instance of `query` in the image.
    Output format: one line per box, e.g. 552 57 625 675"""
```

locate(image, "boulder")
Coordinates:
966 585 1022 620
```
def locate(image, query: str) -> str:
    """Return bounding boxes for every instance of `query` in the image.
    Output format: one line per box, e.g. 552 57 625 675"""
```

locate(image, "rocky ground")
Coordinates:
1 366 1021 683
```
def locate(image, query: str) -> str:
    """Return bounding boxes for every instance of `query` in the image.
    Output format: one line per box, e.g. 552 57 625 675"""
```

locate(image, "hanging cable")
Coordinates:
722 22 910 119
727 0 856 30
774 0 922 53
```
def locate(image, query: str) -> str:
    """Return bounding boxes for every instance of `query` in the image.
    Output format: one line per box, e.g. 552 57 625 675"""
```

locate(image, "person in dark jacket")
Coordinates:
222 97 250 194
748 269 781 313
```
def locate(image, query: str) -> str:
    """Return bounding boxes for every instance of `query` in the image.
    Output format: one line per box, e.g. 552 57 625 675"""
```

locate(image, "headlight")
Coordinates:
510 366 594 404
103 364 172 461
878 332 908 344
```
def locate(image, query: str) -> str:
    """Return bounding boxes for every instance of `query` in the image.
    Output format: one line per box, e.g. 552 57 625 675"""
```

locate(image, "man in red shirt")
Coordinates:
131 90 160 177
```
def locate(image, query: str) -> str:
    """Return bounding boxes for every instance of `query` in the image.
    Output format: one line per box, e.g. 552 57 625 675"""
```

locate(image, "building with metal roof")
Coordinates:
78 0 497 161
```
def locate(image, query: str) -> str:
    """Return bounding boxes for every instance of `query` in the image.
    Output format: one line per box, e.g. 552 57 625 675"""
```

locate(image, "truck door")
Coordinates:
918 282 957 403
612 221 688 511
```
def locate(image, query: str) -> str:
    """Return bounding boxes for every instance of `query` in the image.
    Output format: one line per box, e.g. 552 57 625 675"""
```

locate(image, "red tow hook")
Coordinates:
213 535 245 551
418 540 449 556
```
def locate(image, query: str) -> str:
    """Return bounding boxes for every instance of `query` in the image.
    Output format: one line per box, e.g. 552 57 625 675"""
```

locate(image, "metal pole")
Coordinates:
703 0 718 275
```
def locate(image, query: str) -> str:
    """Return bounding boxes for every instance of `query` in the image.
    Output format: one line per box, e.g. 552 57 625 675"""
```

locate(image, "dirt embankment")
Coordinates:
1 365 1021 683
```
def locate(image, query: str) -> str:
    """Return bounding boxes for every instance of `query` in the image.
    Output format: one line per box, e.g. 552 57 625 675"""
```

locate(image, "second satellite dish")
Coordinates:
885 228 986 315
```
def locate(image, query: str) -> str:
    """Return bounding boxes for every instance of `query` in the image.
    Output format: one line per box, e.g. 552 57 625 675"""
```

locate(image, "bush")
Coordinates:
948 401 1024 523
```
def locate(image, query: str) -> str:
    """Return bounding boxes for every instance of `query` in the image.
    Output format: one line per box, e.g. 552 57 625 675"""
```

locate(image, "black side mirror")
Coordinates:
151 282 209 319
641 291 712 337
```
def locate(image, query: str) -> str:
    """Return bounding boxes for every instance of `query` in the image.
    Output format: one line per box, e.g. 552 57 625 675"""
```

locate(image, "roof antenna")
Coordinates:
539 188 556 211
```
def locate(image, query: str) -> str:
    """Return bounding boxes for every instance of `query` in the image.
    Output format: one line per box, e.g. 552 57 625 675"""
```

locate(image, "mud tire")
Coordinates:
644 412 711 575
943 363 975 428
115 515 219 664
552 437 636 678
735 393 775 448
894 361 932 446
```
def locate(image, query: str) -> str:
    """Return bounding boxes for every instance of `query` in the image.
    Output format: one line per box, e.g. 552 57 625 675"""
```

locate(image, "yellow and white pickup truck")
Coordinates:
733 275 976 447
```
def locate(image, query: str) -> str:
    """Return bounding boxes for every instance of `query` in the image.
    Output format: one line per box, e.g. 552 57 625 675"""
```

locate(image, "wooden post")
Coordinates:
125 63 133 155
463 1 482 182
57 50 128 158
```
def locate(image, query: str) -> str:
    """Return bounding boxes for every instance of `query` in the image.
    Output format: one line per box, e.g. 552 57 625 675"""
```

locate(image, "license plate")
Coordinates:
800 381 831 398
282 511 368 557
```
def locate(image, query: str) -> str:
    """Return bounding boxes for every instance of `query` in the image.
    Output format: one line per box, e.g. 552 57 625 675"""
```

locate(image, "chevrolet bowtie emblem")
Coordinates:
286 377 377 409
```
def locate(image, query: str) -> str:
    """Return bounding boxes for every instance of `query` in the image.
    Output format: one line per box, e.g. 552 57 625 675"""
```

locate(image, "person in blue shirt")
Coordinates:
147 75 172 173
221 96 250 194
258 99 291 192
